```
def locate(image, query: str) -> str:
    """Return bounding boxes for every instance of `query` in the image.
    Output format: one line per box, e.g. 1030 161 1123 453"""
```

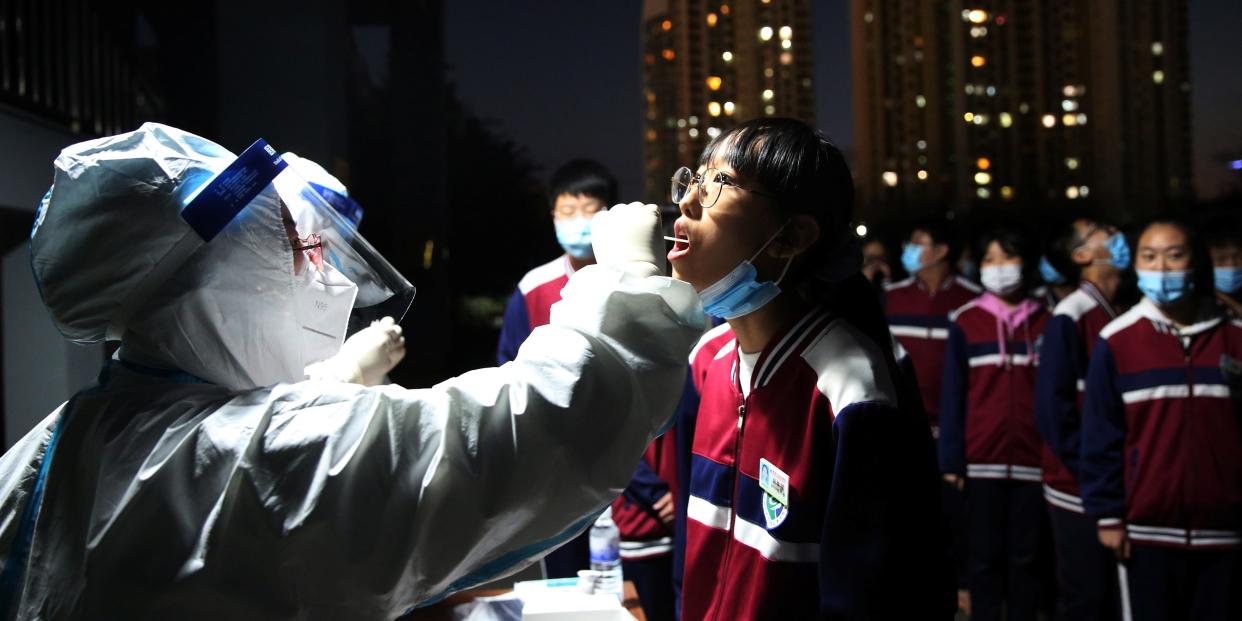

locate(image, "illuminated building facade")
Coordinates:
851 0 1192 222
642 0 815 203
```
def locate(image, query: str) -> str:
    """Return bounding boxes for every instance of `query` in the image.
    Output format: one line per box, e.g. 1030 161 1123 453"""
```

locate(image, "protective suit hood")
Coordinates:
31 123 305 390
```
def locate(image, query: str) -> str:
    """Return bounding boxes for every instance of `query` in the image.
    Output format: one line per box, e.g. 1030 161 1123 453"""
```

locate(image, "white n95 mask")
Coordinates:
981 264 1023 296
294 261 359 367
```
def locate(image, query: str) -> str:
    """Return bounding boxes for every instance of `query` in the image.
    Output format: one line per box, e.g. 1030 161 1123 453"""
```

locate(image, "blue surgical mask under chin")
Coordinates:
1214 266 1242 294
901 243 925 275
1106 233 1131 270
699 223 793 320
555 217 594 260
1137 269 1193 306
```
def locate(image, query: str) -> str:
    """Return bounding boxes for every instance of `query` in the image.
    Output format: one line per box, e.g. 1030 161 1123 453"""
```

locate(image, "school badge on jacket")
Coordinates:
759 457 790 529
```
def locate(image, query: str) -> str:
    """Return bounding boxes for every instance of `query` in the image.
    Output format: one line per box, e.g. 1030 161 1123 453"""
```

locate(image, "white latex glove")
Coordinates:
590 202 666 276
307 316 405 386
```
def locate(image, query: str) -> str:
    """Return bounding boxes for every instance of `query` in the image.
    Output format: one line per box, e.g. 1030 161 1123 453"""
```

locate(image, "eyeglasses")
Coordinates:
293 233 324 273
670 166 778 208
1073 224 1118 250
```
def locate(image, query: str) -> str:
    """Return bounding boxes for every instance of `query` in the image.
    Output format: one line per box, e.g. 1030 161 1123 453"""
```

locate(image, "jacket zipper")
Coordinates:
709 396 748 620
926 296 934 339
1182 334 1194 546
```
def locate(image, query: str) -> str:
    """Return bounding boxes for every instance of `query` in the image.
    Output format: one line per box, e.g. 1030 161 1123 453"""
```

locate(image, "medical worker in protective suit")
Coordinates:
0 123 702 620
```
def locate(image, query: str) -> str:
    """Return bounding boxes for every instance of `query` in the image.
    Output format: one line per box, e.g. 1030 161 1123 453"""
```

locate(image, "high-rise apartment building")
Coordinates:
851 0 1191 223
642 0 815 203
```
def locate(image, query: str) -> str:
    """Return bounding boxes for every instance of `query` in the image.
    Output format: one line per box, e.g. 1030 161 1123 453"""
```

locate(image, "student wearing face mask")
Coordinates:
1081 218 1242 620
497 159 617 366
1034 217 1132 620
886 220 982 434
668 118 953 620
1201 216 1242 318
939 225 1051 621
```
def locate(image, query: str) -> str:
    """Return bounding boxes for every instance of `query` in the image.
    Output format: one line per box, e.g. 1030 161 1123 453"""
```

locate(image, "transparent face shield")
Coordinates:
270 163 417 334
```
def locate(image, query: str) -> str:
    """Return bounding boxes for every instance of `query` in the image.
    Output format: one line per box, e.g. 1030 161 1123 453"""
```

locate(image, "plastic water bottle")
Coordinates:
588 506 624 599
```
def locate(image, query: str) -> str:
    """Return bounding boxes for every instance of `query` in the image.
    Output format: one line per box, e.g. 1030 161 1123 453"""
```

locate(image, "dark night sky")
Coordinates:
446 1 1241 202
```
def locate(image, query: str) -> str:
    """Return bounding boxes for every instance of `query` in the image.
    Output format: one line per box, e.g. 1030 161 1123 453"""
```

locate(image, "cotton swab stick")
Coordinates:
664 236 689 243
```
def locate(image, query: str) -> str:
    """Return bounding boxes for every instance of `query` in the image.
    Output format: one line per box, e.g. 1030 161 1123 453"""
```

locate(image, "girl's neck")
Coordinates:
1159 296 1199 329
728 292 809 354
567 254 595 272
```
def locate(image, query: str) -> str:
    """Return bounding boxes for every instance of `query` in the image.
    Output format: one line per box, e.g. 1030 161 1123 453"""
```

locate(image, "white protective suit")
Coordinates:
0 123 702 619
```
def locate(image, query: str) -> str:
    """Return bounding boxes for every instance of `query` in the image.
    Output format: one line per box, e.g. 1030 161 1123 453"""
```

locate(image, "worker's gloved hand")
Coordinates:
308 316 405 386
591 202 666 277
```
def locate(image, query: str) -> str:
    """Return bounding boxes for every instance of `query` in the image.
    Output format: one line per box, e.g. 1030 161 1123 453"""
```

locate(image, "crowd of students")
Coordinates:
877 214 1242 621
498 117 1239 620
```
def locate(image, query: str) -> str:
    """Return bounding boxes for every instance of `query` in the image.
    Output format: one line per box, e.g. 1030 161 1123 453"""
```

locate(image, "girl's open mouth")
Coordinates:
668 221 691 261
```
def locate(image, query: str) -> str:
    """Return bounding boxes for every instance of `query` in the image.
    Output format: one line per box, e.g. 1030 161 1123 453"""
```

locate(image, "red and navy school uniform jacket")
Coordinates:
939 296 1051 482
496 255 574 365
1033 282 1119 513
680 308 953 620
612 431 678 560
885 276 982 429
1080 298 1242 549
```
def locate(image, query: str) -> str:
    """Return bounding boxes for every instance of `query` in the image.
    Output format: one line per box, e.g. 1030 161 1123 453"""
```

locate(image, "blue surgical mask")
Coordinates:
554 217 593 260
1039 256 1066 285
699 223 793 320
902 243 926 275
1215 266 1242 294
1137 269 1193 306
1106 233 1131 270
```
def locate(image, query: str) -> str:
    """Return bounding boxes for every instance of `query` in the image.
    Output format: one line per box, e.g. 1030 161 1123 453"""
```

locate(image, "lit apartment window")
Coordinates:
965 9 989 24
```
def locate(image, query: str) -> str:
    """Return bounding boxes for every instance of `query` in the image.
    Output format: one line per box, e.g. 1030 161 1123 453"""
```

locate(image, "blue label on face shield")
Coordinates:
309 182 364 228
181 139 288 242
